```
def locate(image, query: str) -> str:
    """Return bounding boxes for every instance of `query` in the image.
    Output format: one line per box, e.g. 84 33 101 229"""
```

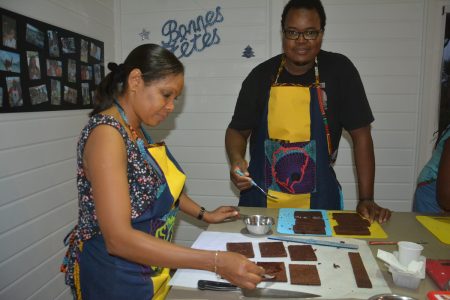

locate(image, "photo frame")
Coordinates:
0 7 104 113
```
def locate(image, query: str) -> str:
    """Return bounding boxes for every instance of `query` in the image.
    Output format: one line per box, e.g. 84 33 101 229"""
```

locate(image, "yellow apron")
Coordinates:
146 142 186 300
266 85 314 208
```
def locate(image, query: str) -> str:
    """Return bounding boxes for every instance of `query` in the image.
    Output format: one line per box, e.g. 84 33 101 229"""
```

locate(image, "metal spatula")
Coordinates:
235 170 278 199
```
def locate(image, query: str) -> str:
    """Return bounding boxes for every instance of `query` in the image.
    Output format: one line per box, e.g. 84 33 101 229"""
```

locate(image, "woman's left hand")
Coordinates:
356 200 392 224
203 206 239 224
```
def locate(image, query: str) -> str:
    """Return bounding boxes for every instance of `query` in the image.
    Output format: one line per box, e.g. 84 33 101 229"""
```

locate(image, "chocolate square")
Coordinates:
226 242 254 258
256 262 287 282
259 242 287 257
289 264 321 285
288 245 317 261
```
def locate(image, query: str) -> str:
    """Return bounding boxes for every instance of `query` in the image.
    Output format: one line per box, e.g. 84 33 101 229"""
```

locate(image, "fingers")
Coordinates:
218 252 263 289
377 208 392 224
223 209 239 220
357 201 392 224
233 161 249 176
357 200 376 223
367 203 376 224
230 165 252 191
217 206 239 214
357 203 370 221
207 207 239 223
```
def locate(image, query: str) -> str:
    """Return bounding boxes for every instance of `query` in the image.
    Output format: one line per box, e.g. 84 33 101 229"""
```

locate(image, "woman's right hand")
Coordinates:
215 251 264 289
230 161 253 191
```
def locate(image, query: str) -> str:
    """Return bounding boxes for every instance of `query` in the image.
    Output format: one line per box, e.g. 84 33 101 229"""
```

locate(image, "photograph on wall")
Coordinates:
80 39 88 63
94 64 101 85
6 76 23 107
27 51 41 80
0 7 104 112
90 42 101 61
81 82 90 105
2 15 17 49
64 85 77 104
29 84 48 105
67 58 76 83
61 37 76 54
80 65 92 80
47 30 59 57
50 79 61 105
26 23 44 48
0 49 20 73
46 59 62 77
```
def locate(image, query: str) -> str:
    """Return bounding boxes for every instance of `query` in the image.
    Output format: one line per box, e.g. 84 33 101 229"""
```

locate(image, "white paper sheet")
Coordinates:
169 231 391 299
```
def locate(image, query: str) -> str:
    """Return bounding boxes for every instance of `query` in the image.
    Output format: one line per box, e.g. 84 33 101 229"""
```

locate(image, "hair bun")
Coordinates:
107 62 125 82
108 62 119 72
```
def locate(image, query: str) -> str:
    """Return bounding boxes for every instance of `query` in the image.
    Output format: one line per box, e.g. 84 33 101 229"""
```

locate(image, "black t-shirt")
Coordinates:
228 50 374 152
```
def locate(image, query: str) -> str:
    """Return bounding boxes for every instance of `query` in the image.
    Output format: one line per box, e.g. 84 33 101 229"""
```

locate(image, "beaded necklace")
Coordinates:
114 100 164 179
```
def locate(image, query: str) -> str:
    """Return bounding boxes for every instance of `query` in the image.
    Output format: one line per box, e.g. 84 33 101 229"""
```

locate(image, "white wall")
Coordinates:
0 0 115 299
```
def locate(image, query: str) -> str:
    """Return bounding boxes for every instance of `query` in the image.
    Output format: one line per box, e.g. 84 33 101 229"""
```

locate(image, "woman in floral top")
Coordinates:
61 44 264 300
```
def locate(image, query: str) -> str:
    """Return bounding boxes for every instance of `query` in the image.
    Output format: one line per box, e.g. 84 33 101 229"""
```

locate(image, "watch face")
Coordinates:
197 207 206 220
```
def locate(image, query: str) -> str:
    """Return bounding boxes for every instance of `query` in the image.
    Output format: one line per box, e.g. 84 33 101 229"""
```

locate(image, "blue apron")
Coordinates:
239 56 343 209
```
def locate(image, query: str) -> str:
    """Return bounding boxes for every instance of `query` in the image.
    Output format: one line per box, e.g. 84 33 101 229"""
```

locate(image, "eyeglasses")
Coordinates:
283 29 323 40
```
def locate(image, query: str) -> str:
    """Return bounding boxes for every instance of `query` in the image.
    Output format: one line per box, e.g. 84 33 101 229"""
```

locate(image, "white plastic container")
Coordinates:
388 252 426 289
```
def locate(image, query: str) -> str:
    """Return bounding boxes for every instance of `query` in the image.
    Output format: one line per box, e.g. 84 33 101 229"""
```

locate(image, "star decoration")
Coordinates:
138 28 150 41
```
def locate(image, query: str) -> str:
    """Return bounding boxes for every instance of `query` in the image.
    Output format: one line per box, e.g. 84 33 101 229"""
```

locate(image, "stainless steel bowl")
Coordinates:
244 215 274 235
368 294 418 300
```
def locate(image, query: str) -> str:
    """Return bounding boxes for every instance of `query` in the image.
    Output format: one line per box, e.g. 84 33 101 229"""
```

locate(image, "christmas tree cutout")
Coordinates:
242 45 255 58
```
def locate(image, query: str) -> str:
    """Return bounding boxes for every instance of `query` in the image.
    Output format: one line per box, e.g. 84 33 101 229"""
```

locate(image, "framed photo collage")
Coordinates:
0 7 104 113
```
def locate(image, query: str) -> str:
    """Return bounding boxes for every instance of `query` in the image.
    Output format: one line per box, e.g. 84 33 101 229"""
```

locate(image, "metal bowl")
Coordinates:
244 215 274 235
368 294 418 300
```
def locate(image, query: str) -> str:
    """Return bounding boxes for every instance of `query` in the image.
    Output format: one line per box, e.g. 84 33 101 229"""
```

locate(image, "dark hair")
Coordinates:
281 0 326 30
435 116 450 148
90 43 184 116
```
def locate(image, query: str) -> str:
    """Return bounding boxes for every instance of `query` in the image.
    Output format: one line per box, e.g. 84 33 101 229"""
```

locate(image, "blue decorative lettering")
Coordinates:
161 6 223 58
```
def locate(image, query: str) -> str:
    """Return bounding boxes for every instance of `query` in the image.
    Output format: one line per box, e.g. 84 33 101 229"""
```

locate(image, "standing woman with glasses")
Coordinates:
61 44 264 300
226 0 391 223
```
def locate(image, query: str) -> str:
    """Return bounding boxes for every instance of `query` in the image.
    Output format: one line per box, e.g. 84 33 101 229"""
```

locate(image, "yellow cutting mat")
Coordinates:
416 216 450 244
327 210 388 239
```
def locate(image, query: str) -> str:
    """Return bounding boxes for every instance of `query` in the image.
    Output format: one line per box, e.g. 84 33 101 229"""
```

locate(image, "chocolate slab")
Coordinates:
256 262 287 282
332 212 371 227
226 242 254 258
258 242 287 257
288 245 317 261
293 218 325 234
334 225 371 236
289 264 321 285
348 252 372 288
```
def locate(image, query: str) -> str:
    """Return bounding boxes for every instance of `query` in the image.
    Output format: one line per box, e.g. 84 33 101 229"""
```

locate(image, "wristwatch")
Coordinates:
197 206 206 220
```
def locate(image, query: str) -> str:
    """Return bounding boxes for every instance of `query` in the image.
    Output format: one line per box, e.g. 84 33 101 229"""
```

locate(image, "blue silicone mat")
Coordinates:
276 208 332 236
